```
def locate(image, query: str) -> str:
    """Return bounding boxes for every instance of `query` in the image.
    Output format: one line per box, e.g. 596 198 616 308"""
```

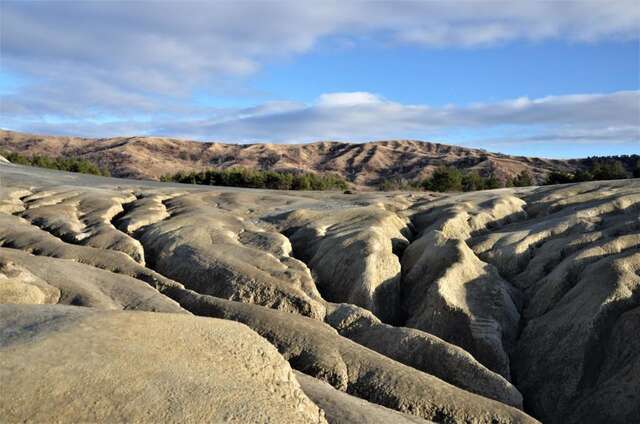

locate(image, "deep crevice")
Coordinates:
110 194 140 232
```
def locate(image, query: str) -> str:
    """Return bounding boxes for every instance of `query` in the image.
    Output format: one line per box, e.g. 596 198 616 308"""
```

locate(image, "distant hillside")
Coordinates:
0 129 623 188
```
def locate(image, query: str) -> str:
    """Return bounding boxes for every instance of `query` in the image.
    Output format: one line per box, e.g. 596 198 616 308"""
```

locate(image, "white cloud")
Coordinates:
184 90 640 141
317 92 384 107
2 1 638 103
1 0 638 154
6 91 637 149
485 125 640 145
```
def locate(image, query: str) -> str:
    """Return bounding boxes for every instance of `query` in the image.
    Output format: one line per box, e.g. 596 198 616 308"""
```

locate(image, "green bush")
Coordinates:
421 168 506 192
484 174 503 189
379 177 422 191
509 171 533 187
590 160 629 180
544 158 635 185
462 172 485 191
422 167 464 192
572 169 594 182
545 171 574 185
161 167 349 191
1 151 109 176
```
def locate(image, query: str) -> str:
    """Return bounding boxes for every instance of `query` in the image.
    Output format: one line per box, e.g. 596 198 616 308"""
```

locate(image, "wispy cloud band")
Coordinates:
4 91 638 149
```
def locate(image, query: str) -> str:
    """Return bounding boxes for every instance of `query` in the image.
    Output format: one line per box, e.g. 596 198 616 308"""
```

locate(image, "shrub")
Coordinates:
545 171 574 185
462 172 485 192
484 174 503 189
545 158 634 185
572 169 593 182
590 160 629 180
379 177 422 191
509 171 533 187
1 151 109 176
161 167 348 191
421 168 507 192
422 167 463 192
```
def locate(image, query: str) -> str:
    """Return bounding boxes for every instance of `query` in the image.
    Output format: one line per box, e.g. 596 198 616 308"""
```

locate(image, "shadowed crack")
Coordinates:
270 205 413 325
112 192 183 267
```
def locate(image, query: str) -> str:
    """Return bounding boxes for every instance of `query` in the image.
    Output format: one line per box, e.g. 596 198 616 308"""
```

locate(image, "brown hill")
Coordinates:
0 129 578 187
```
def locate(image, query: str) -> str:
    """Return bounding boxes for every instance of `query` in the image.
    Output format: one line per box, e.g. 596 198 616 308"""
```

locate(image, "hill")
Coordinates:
1 129 585 187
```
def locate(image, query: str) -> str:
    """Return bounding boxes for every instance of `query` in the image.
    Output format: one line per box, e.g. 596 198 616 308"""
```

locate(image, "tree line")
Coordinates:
545 157 640 185
1 151 110 176
161 167 349 191
381 156 639 193
380 168 534 192
425 168 536 192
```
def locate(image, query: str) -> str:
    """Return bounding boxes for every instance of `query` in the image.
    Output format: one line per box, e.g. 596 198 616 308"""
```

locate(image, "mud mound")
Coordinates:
1 162 638 423
0 304 326 423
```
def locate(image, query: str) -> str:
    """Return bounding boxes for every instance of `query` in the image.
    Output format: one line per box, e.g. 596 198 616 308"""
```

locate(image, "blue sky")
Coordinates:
1 1 639 158
256 40 638 105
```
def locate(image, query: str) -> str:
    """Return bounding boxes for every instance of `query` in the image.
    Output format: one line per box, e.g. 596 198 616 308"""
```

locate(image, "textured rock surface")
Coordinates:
0 304 326 423
467 180 640 423
19 186 145 263
401 192 526 378
325 303 522 407
171 289 537 423
295 371 432 424
0 212 185 294
276 206 410 323
512 251 640 423
565 306 640 424
0 248 185 312
1 161 638 423
0 259 60 304
128 191 327 319
0 186 30 214
115 191 179 233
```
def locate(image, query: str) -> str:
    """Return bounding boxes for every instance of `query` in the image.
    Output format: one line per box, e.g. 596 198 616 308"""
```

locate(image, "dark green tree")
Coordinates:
572 169 593 182
545 172 574 185
484 174 502 189
591 160 629 180
510 171 533 187
162 167 348 191
1 151 108 176
422 167 463 192
462 172 485 192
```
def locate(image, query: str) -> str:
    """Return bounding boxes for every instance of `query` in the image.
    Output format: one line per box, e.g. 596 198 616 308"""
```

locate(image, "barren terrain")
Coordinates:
0 129 583 187
1 157 638 423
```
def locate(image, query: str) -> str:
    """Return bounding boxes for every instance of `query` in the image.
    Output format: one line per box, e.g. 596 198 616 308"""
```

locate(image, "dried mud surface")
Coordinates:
1 159 638 423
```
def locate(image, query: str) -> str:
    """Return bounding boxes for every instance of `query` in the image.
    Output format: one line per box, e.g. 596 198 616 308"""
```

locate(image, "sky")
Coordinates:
1 1 639 158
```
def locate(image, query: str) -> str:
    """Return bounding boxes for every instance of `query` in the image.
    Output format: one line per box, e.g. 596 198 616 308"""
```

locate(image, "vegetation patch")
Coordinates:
382 156 639 192
161 167 349 191
545 156 640 185
1 151 110 176
419 167 516 192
